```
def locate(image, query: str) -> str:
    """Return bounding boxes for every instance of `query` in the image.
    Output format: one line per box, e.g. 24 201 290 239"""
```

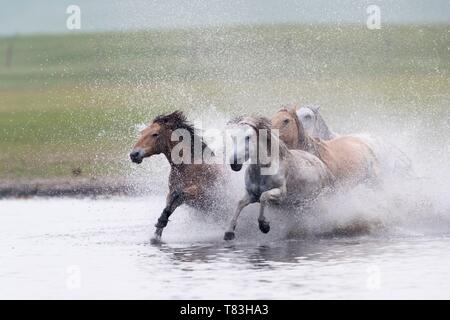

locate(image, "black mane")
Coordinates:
153 110 213 156
154 110 196 136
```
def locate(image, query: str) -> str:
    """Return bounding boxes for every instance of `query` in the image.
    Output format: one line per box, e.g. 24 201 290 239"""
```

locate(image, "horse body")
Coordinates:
225 116 333 240
244 149 332 205
298 105 413 178
130 111 224 241
272 107 378 185
313 136 378 183
167 162 221 209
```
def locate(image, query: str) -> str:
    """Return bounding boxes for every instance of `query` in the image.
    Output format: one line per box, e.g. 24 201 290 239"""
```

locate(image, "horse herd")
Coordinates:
130 105 407 242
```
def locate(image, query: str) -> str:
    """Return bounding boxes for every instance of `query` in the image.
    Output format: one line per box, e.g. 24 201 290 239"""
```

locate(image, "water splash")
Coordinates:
121 107 450 240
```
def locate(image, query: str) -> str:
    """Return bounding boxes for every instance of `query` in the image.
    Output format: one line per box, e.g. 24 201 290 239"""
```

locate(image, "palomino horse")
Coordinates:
130 111 223 241
297 105 338 140
224 116 334 240
271 107 378 185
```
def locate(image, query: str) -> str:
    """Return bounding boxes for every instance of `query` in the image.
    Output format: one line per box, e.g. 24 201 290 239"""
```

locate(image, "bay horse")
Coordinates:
130 111 223 241
224 116 334 240
271 107 379 185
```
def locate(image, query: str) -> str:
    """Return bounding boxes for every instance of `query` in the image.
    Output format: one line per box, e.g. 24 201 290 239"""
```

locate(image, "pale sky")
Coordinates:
0 0 449 35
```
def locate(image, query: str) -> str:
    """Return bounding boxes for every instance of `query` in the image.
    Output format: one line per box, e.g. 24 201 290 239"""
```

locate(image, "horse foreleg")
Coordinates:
258 185 286 234
153 190 185 241
224 193 253 241
153 185 200 241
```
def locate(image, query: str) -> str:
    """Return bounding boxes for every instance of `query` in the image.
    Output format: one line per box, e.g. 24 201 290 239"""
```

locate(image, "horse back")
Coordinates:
320 136 378 183
286 150 334 194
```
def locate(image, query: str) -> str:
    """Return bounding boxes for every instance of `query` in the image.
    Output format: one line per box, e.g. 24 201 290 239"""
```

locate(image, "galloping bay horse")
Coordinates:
271 107 379 186
225 116 334 240
130 111 223 241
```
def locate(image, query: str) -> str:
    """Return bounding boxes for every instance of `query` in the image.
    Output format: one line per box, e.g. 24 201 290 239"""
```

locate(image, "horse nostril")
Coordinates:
130 151 142 163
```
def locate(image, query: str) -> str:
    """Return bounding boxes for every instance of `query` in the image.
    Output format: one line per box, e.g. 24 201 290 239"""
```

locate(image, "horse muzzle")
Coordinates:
130 150 144 164
230 163 243 171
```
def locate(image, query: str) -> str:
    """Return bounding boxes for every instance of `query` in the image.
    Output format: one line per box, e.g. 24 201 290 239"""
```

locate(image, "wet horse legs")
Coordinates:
153 190 184 241
258 186 285 234
224 193 252 240
153 185 200 241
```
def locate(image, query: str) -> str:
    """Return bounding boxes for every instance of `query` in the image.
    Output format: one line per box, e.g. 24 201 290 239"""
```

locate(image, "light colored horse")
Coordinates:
297 105 338 140
297 105 414 178
224 116 334 240
272 107 379 186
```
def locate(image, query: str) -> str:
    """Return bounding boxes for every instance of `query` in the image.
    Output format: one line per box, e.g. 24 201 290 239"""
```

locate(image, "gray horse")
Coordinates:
297 105 338 140
224 116 334 240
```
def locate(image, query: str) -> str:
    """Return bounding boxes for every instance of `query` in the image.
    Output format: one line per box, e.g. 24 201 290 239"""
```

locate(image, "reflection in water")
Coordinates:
2 199 450 299
152 238 368 267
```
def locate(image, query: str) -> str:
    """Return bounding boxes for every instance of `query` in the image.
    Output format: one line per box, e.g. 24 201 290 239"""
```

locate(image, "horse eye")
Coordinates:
304 115 312 120
152 133 159 137
283 119 290 124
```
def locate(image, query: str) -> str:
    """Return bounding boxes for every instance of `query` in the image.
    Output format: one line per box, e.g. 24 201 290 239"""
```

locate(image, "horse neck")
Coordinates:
315 113 336 140
162 133 211 167
296 123 321 158
251 132 287 168
303 136 322 158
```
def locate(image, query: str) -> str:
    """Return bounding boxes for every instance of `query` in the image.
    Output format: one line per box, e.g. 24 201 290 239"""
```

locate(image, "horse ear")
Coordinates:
227 115 243 125
310 105 320 113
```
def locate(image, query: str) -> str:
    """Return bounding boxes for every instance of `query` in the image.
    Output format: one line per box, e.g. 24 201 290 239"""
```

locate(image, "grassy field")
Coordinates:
0 24 449 180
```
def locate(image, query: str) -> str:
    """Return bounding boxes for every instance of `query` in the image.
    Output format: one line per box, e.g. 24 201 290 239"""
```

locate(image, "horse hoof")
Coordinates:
151 228 163 244
150 236 162 245
259 220 270 234
224 231 235 241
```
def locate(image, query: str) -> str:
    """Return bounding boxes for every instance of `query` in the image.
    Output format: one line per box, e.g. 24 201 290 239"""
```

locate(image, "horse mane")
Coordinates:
227 115 244 125
153 110 213 156
245 116 272 132
241 115 290 159
154 110 195 136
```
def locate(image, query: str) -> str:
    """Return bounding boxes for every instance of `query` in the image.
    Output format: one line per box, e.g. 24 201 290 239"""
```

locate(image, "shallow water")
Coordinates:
1 197 450 299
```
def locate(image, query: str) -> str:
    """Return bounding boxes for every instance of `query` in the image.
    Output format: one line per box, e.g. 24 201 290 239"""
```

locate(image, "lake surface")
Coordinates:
1 197 450 299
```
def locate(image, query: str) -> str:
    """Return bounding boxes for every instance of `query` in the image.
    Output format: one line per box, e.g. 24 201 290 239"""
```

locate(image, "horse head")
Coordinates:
130 110 190 164
271 106 308 149
227 116 274 171
297 105 319 137
297 105 337 140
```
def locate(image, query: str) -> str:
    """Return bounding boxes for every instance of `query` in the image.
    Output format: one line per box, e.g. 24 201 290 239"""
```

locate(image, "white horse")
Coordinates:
297 105 338 140
224 116 334 240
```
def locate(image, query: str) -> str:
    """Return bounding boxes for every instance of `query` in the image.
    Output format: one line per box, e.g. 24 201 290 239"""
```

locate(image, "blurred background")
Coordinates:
0 0 448 194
